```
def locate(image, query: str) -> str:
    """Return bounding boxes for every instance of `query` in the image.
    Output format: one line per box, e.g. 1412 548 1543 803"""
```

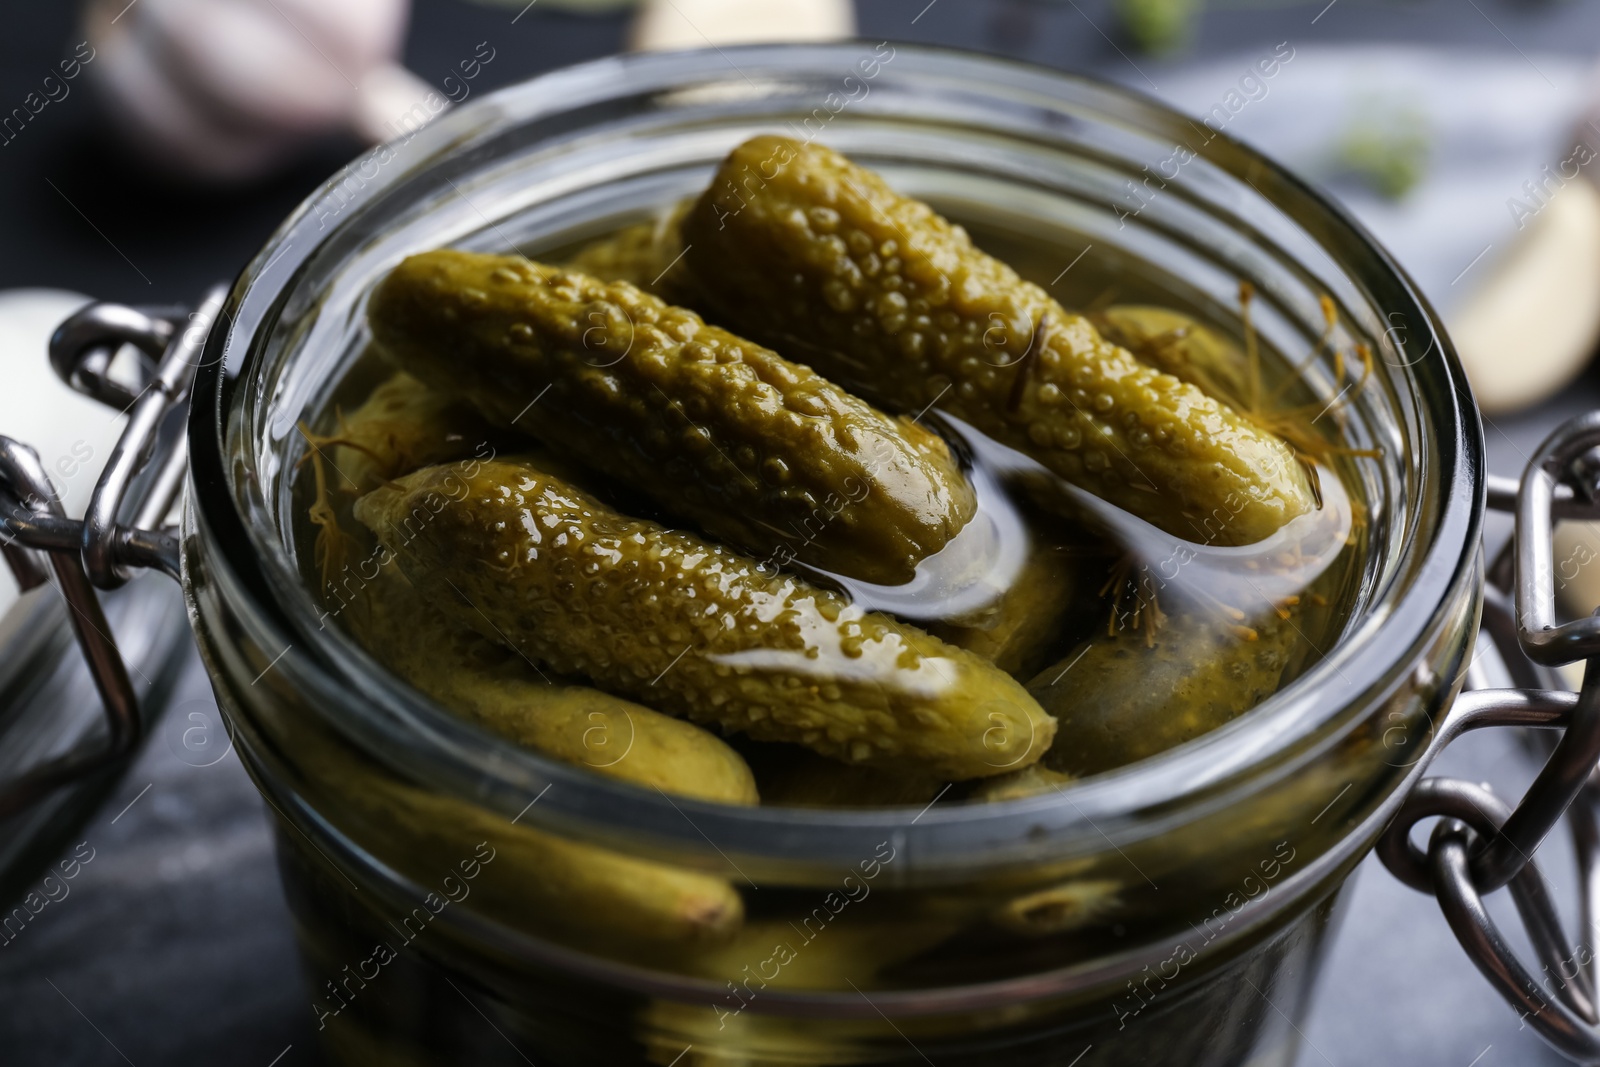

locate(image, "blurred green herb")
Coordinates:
1331 101 1431 200
1113 0 1203 53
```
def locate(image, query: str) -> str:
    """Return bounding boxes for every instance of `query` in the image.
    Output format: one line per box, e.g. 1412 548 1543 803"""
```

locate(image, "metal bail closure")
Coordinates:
1381 412 1600 1064
0 286 224 819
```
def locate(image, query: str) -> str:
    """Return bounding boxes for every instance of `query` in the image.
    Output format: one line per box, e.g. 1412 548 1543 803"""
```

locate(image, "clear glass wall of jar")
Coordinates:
179 44 1482 1066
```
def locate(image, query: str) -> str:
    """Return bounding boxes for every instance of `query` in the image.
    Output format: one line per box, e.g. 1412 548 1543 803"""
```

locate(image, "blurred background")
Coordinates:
3 1 1600 1064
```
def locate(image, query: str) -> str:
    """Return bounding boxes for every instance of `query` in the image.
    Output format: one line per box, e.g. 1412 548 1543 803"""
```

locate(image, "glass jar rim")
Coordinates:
187 42 1484 876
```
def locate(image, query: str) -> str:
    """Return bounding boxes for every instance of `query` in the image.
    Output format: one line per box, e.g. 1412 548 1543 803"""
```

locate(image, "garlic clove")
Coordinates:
1448 179 1600 415
628 0 855 52
1552 520 1600 622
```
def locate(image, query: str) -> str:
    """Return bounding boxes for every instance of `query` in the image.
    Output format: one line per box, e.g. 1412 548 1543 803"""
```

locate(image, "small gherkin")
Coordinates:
311 372 760 804
563 206 690 298
1092 304 1252 409
368 250 976 585
317 370 490 496
929 520 1096 678
965 763 1075 803
287 721 746 950
1029 606 1297 776
346 565 761 805
354 457 1056 780
679 136 1316 546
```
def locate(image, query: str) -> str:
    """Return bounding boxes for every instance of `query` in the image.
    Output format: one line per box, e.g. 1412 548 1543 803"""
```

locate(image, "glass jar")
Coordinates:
178 43 1479 1066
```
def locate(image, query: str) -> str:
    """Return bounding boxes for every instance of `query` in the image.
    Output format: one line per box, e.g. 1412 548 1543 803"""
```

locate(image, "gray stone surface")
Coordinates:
0 657 314 1064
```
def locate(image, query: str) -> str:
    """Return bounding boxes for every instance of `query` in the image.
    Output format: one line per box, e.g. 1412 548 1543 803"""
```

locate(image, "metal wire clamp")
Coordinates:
0 288 224 819
1380 412 1600 1062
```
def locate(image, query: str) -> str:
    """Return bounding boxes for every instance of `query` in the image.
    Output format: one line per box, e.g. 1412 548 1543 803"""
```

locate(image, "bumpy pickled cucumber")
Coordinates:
312 378 760 804
928 519 1099 678
285 715 744 952
354 457 1055 779
680 136 1315 545
300 420 745 955
369 249 976 585
902 853 1122 940
645 916 959 1064
964 763 1075 803
991 876 1122 936
304 371 496 607
1093 305 1251 413
1030 607 1297 776
677 914 954 992
319 370 491 496
347 565 760 804
563 205 689 297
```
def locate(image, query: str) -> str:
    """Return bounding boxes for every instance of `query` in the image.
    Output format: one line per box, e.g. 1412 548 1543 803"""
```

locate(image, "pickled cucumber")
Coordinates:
1093 304 1251 411
563 205 690 298
354 457 1056 779
300 511 744 955
644 916 960 1064
346 565 760 804
289 728 745 950
991 876 1122 936
310 376 760 804
319 370 491 496
903 853 1122 940
368 249 976 585
1030 606 1297 776
677 915 955 992
965 763 1074 803
679 136 1315 545
928 521 1098 678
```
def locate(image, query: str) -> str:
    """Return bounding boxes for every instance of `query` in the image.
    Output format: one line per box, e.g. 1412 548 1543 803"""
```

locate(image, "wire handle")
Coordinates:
0 288 223 819
1381 413 1600 1063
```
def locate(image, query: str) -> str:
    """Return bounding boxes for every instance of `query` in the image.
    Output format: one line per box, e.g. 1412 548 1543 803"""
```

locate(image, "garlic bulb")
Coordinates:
85 0 425 180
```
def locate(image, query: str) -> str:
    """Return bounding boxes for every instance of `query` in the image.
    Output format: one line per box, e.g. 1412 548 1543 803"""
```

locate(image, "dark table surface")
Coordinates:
4 1 1600 1064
